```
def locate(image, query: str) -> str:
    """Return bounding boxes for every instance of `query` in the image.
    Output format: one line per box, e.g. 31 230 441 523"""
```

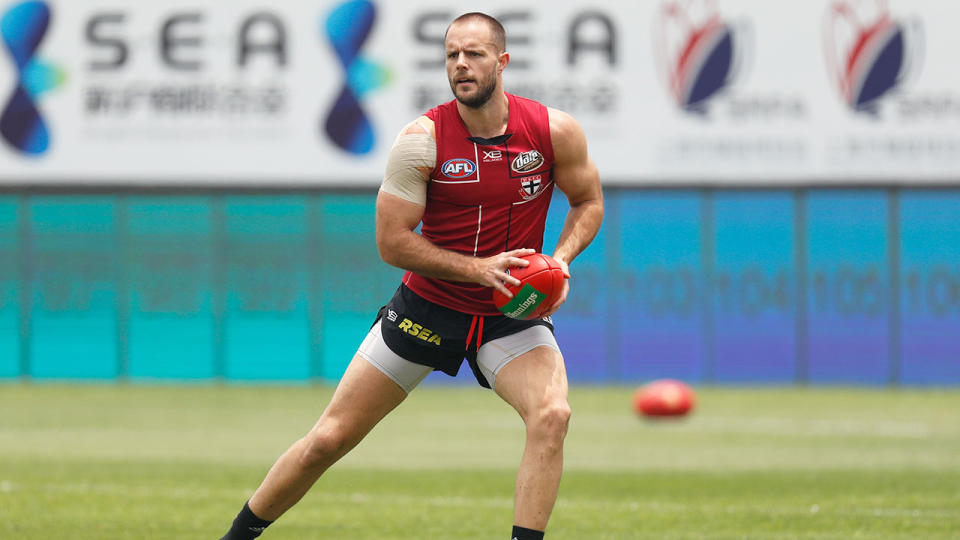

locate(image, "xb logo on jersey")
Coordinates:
441 158 476 178
482 149 502 162
653 0 748 115
824 0 922 115
1 0 65 156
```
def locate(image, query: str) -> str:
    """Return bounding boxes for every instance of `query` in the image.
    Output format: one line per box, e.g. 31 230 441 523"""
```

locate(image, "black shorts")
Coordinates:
373 284 554 388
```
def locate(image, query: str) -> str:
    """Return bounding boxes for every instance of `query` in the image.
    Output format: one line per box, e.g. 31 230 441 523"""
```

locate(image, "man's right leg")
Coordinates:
221 317 435 539
247 353 408 520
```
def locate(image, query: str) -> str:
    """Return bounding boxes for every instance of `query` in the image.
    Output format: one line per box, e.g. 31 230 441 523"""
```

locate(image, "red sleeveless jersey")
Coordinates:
402 93 556 315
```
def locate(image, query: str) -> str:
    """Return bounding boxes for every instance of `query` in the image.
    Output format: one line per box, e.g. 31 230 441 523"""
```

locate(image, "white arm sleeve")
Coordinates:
379 132 436 206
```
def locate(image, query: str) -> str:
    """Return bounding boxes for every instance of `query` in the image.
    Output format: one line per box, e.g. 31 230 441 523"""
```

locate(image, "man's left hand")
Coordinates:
542 258 570 318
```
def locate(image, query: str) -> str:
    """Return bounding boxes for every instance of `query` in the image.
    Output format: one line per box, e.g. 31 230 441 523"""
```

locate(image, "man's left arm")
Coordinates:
543 107 604 317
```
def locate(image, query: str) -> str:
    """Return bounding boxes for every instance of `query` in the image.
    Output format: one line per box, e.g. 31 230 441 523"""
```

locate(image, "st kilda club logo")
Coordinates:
653 0 749 115
823 0 923 115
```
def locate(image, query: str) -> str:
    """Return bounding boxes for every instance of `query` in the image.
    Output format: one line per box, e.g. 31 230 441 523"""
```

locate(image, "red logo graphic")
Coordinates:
654 0 748 114
824 0 922 114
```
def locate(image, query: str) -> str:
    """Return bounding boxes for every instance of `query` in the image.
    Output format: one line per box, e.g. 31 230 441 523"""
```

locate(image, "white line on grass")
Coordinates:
696 417 944 439
34 481 960 521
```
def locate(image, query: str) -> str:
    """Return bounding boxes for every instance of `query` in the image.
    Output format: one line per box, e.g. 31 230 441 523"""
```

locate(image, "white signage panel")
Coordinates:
0 0 958 185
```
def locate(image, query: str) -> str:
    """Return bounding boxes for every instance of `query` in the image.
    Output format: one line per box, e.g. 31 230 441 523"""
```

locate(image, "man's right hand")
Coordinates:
473 248 536 298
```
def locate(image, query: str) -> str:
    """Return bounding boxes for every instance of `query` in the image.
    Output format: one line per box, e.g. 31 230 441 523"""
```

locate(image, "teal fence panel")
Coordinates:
617 192 704 383
0 197 18 377
318 194 402 382
0 188 956 385
223 196 312 381
28 197 118 379
900 190 960 384
127 197 215 380
806 190 890 384
544 193 612 381
712 192 797 382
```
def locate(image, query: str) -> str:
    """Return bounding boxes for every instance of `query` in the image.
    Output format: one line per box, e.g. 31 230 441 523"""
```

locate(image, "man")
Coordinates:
220 12 602 540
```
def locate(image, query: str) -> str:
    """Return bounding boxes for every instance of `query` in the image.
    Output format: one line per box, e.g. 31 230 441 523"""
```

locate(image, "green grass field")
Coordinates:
1 383 958 539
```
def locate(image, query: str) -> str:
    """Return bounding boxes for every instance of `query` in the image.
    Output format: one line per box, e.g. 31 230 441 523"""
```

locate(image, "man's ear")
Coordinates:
498 51 510 73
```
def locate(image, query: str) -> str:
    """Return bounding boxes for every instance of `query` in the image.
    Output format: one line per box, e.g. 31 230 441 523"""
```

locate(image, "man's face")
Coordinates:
444 21 503 108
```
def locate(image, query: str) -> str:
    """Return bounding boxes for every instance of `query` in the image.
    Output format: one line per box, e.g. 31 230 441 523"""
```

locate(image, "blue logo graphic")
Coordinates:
441 158 476 179
323 0 390 155
1 1 64 155
825 1 921 114
655 0 744 115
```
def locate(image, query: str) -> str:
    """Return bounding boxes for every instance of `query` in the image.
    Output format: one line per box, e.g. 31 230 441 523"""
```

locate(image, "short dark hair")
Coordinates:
445 12 506 52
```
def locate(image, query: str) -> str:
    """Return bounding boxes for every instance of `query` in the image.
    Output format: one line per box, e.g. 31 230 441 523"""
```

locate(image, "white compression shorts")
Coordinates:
356 320 560 393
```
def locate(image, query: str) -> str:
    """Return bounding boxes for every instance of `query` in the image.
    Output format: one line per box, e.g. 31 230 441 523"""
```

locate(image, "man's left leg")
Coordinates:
492 344 570 537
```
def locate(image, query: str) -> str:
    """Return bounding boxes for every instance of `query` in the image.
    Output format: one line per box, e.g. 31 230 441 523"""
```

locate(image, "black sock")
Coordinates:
511 525 545 540
221 501 273 540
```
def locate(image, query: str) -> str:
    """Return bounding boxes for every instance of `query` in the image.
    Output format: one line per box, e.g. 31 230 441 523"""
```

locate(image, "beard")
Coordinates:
450 71 497 109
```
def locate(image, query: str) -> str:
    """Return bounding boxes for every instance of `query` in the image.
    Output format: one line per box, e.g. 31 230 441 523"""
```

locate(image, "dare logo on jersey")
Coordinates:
511 149 544 173
441 158 477 178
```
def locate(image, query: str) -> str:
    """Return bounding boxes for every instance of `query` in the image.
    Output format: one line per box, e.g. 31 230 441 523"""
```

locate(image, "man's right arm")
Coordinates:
375 118 530 298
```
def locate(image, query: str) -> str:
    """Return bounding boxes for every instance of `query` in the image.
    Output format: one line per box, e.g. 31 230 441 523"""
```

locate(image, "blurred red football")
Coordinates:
633 379 696 418
492 253 565 320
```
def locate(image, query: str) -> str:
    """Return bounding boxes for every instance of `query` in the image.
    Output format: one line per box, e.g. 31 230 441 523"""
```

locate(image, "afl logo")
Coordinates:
441 158 476 178
511 150 543 173
654 0 748 115
824 0 922 114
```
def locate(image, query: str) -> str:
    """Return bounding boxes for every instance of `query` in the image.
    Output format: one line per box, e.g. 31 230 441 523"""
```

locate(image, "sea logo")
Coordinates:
653 0 748 115
824 0 923 114
322 0 391 155
441 158 476 179
1 0 65 155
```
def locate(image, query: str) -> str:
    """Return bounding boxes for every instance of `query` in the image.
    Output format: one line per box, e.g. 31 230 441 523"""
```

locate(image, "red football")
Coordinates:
492 253 566 319
633 379 696 418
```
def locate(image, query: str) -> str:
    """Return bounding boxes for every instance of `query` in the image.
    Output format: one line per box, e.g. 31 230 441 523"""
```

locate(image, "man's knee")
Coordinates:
528 400 571 444
297 424 352 471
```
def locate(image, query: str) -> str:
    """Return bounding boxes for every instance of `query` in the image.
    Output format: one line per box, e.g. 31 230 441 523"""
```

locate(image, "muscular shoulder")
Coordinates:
547 107 587 163
381 116 437 206
402 116 436 139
